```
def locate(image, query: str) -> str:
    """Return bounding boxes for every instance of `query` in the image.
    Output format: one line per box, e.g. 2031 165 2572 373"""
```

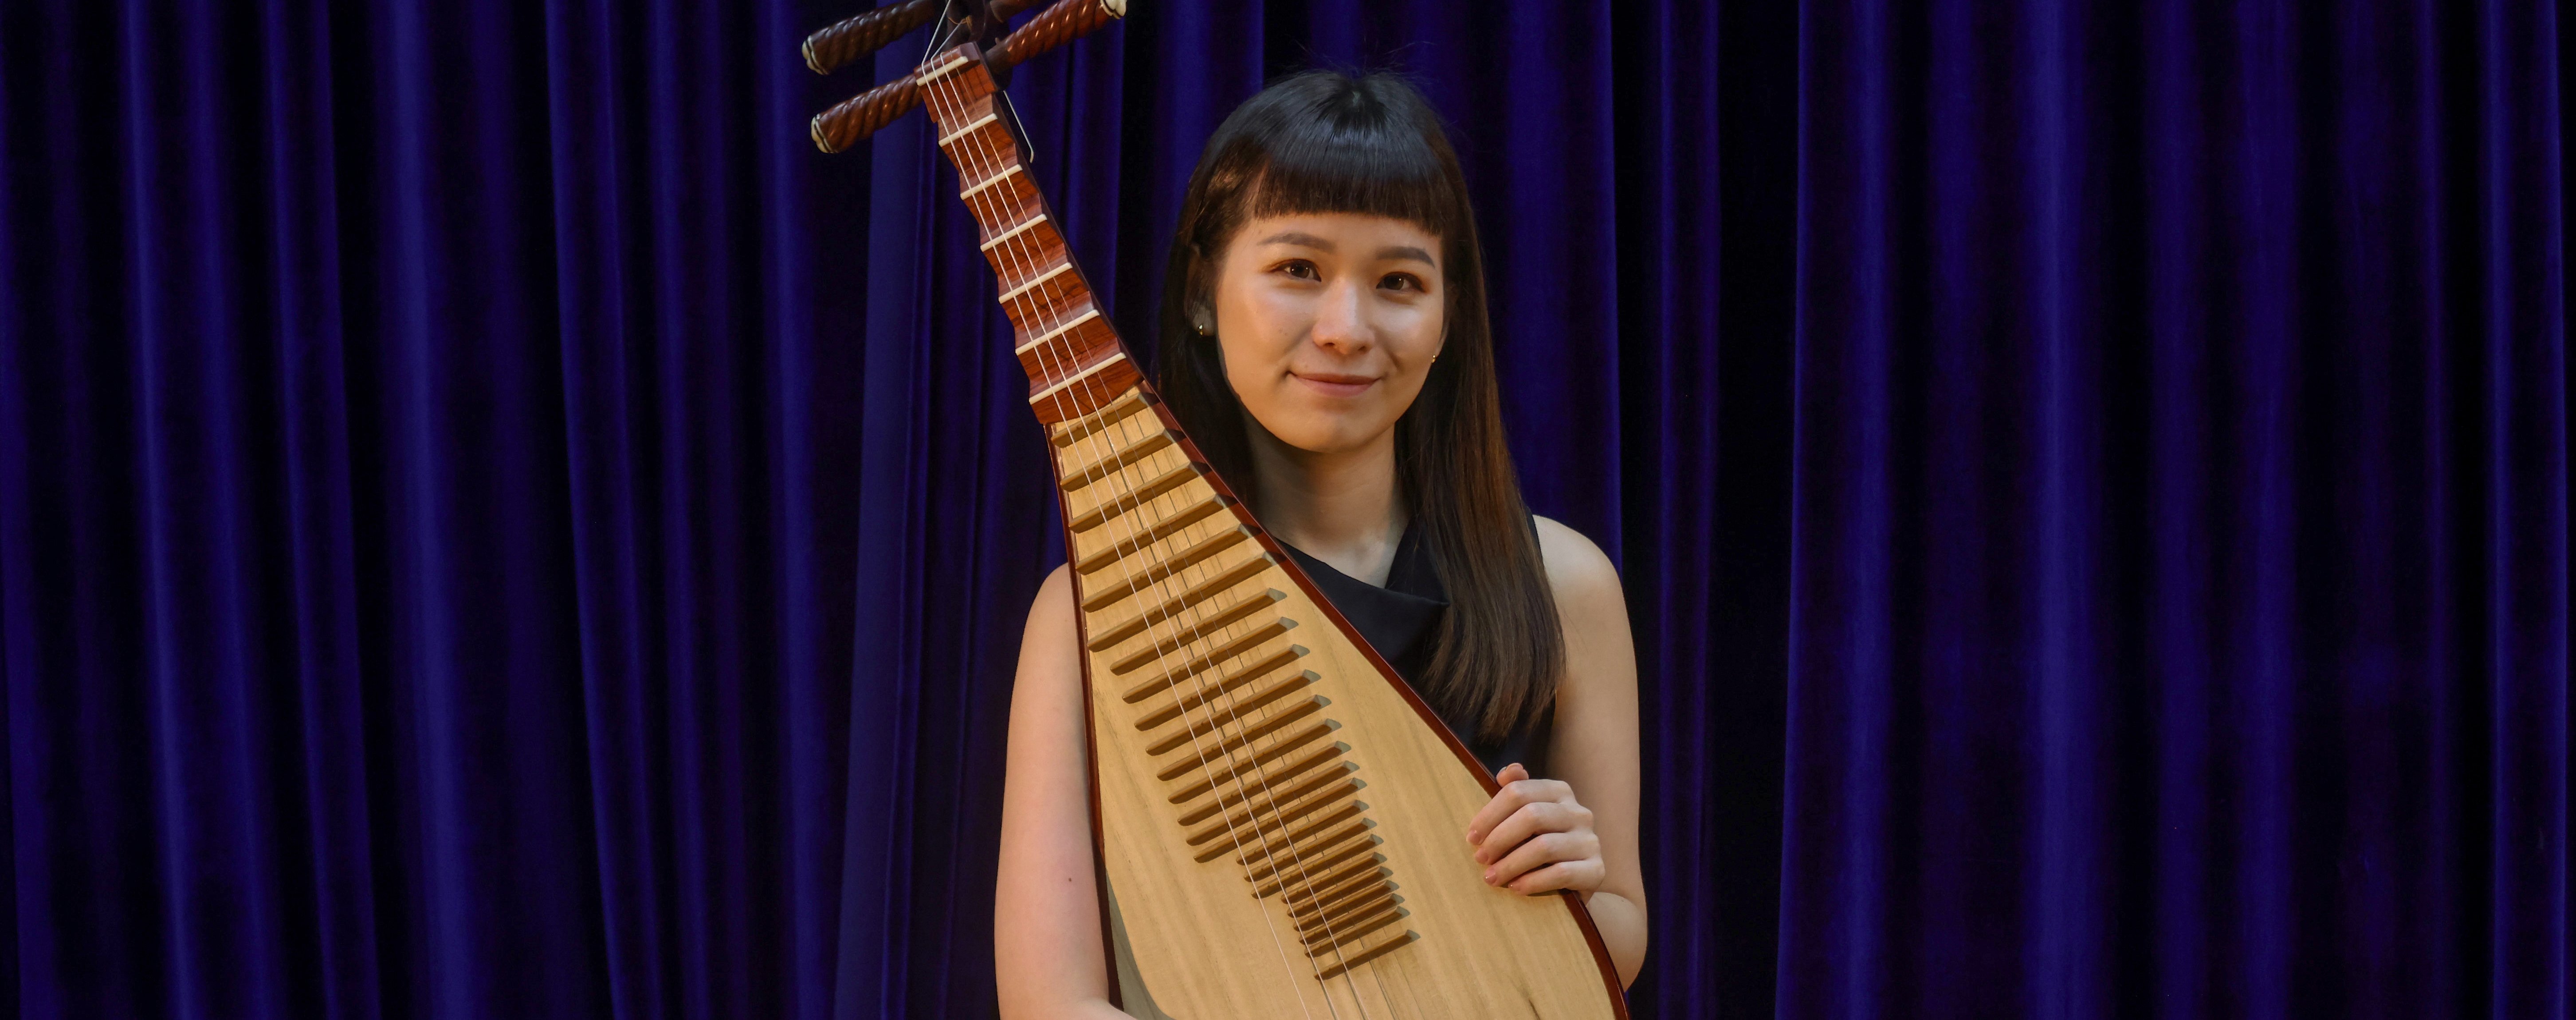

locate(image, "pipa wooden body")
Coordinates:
802 4 1628 1015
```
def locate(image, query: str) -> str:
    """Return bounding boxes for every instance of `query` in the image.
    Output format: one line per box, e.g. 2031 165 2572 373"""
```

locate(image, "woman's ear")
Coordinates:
1187 282 1216 336
1186 244 1219 337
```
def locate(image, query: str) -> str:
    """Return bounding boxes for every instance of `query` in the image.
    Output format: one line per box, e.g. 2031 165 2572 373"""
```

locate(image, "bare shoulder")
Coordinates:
1031 562 1076 620
1531 514 1636 700
1531 514 1625 608
1018 564 1081 676
1025 566 1076 628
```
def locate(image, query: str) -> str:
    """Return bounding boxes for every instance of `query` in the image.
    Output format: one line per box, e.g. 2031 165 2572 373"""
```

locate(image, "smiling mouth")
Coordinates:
1290 371 1378 397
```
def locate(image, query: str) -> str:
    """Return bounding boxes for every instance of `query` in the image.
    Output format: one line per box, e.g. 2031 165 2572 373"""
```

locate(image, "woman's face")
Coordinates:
1203 212 1446 456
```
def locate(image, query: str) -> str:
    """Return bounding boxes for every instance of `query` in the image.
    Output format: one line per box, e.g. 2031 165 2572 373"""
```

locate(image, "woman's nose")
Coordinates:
1308 278 1371 353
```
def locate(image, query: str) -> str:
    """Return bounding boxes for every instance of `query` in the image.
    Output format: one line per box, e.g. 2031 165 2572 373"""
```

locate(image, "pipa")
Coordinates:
801 3 1628 1015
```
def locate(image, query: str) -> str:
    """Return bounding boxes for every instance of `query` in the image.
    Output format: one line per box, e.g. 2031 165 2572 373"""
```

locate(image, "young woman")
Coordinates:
993 70 1645 1017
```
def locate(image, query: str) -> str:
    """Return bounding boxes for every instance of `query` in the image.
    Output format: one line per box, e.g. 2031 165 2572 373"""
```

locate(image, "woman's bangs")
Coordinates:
1239 128 1457 239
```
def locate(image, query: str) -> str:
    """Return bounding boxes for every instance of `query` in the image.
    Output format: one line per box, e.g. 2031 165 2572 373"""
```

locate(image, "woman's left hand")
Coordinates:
1464 762 1605 896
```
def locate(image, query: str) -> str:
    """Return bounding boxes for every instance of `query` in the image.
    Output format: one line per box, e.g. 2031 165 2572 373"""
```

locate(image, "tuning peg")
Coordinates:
802 0 940 75
812 75 922 153
987 0 1125 74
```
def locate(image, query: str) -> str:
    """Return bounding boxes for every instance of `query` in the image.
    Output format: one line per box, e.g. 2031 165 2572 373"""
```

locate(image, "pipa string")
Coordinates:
919 50 1364 1016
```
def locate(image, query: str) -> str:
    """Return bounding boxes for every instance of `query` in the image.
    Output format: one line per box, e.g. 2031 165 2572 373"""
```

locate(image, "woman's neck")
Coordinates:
1245 420 1407 587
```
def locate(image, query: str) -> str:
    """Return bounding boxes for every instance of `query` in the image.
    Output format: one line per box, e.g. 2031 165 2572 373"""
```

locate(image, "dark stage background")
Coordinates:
0 1 2564 1018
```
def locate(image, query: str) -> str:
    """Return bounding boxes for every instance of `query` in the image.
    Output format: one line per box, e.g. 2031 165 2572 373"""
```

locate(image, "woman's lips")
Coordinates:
1291 371 1377 398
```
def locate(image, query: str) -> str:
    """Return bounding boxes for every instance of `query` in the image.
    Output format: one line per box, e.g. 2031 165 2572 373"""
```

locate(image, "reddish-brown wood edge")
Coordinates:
1048 447 1122 1011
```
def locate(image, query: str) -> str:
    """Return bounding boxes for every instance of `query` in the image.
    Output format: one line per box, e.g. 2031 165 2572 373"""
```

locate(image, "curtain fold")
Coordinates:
1781 0 2567 1016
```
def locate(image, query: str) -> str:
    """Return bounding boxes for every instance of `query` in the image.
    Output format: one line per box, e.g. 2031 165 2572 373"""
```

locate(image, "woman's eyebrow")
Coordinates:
1253 233 1435 267
1257 231 1334 250
1375 245 1436 266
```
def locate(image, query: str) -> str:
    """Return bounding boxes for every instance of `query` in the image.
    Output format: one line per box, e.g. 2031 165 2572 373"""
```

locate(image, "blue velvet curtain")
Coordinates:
0 3 2563 1020
1783 0 2568 1017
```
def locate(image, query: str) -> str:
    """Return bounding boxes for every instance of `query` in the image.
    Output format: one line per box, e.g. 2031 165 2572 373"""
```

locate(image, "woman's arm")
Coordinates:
1463 517 1649 986
994 565 1133 1020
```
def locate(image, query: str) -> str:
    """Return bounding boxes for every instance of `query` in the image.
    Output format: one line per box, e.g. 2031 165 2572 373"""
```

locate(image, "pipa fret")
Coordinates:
1122 618 1300 702
1165 721 1340 793
1182 765 1359 840
1075 496 1234 575
1314 930 1421 981
1169 735 1339 807
1285 862 1391 908
1061 429 1178 493
1289 870 1393 918
960 161 1021 199
1016 307 1102 355
1241 829 1370 886
1150 673 1323 755
1273 802 1369 850
1109 589 1283 673
1190 773 1370 845
1153 696 1323 769
1190 788 1370 860
1296 889 1400 937
1000 261 1075 304
1254 844 1382 898
1084 526 1253 613
1304 906 1408 952
1135 653 1309 730
1066 461 1200 531
1050 385 1149 447
1086 552 1272 649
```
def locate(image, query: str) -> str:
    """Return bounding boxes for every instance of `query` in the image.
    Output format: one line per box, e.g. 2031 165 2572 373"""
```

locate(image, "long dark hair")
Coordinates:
1156 70 1563 745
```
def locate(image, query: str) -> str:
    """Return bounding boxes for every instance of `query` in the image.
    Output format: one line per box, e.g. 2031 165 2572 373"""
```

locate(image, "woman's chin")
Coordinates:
1257 418 1389 459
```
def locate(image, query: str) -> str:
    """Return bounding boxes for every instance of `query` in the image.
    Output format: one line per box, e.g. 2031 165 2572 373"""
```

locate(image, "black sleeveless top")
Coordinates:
1276 526 1553 777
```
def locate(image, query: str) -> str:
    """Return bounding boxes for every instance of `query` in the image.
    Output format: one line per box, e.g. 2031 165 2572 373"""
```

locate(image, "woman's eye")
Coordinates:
1276 260 1320 281
1380 273 1423 292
